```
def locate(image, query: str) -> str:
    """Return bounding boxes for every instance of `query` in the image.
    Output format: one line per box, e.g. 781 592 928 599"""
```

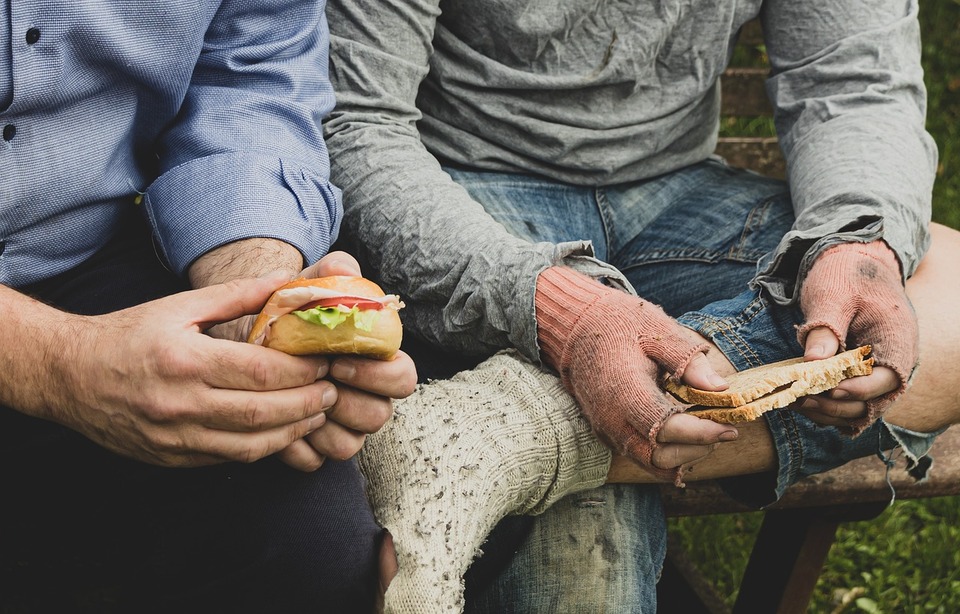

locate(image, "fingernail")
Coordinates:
316 361 330 380
708 373 727 388
800 398 819 410
308 413 326 430
807 344 825 358
330 361 356 382
719 430 738 442
321 387 338 408
831 389 850 400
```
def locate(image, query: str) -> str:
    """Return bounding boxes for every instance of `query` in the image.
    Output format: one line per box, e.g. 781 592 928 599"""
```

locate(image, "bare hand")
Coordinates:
797 328 901 427
272 252 419 469
51 274 336 467
652 353 740 469
280 350 418 468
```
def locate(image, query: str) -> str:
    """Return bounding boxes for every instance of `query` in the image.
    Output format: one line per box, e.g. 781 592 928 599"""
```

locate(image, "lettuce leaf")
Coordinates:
293 306 381 331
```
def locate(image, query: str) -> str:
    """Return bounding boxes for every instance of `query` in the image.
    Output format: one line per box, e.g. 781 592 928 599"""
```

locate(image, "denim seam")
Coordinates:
593 187 615 259
772 407 805 495
680 297 768 368
730 197 773 261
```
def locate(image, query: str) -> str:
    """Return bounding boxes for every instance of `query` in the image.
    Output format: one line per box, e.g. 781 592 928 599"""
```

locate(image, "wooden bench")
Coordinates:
654 20 960 614
657 428 960 614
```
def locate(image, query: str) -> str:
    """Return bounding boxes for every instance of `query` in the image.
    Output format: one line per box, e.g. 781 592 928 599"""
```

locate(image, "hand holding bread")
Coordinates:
797 240 919 433
664 345 874 424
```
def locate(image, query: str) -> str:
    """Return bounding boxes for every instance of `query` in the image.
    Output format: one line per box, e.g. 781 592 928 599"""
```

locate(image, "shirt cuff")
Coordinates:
143 153 342 277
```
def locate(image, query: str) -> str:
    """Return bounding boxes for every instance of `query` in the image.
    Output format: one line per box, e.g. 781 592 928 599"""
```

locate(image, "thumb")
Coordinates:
186 270 292 330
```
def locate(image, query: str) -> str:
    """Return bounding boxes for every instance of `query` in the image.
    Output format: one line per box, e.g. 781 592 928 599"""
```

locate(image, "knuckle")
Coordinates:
248 358 274 390
233 442 270 464
327 436 364 461
240 400 270 430
367 400 394 432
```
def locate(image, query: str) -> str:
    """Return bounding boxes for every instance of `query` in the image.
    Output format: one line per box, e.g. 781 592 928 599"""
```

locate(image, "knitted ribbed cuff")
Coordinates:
535 266 613 368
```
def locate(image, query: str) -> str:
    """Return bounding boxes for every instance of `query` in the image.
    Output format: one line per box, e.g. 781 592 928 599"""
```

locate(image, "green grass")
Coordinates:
673 4 960 612
670 496 960 613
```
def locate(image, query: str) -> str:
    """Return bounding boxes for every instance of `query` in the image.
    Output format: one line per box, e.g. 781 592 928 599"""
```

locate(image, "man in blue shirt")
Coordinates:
0 1 415 610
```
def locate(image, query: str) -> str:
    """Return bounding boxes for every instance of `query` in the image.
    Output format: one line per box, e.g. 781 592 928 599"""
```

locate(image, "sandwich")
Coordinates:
247 276 404 359
662 345 874 423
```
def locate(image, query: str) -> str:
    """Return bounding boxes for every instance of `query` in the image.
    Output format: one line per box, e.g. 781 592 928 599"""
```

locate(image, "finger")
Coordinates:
198 381 336 432
301 251 362 278
177 271 293 331
184 413 327 464
651 442 719 470
678 352 728 391
199 341 332 391
794 409 852 428
798 396 867 421
325 386 394 434
275 439 327 472
206 314 256 343
657 412 738 445
803 326 842 361
827 366 900 401
329 351 418 399
304 421 367 461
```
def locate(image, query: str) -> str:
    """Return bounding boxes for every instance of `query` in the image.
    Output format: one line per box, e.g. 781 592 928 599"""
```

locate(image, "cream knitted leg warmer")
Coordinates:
358 351 612 613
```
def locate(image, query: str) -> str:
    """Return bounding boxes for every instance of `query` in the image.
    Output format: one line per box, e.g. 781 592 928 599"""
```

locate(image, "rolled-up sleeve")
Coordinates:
754 0 937 303
143 0 341 276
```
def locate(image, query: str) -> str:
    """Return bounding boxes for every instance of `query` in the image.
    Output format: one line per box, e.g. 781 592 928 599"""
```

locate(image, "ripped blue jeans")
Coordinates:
447 159 940 613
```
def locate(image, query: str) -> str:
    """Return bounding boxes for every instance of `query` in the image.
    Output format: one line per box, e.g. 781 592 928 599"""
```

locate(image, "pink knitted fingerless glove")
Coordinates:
797 240 920 434
536 266 709 482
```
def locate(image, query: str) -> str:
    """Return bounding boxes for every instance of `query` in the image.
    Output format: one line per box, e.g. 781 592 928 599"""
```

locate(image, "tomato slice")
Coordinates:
300 296 385 311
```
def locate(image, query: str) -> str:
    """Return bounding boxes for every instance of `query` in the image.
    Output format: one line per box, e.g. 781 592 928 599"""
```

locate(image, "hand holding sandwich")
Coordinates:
535 267 736 482
797 240 919 433
0 274 336 468
250 254 417 470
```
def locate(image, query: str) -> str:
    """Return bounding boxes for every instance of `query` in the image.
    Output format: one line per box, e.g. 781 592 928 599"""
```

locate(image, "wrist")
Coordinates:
535 267 613 368
188 238 304 289
0 286 84 421
819 240 903 280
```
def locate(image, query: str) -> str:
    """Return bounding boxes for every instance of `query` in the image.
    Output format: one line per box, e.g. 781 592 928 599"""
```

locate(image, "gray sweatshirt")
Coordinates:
324 0 936 363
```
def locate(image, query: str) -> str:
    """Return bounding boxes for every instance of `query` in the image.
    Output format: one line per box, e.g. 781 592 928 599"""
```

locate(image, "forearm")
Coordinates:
757 0 935 302
0 285 82 420
188 238 304 289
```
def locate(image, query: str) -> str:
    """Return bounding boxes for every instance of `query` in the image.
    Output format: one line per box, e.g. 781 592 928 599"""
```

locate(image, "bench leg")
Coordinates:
733 503 889 614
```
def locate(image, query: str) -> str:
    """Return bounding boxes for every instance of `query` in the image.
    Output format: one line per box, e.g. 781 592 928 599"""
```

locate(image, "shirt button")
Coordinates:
2 125 15 141
26 28 41 45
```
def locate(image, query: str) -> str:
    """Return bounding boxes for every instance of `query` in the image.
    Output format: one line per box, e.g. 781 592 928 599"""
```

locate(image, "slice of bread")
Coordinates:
663 345 874 424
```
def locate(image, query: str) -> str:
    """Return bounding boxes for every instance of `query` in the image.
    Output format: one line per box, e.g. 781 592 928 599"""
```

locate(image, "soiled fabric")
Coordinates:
0 0 341 287
325 0 936 362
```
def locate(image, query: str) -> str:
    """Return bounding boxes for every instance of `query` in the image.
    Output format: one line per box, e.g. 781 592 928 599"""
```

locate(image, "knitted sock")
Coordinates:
358 351 612 613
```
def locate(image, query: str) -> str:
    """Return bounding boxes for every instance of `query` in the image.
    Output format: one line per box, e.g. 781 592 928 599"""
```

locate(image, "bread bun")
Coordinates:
247 276 403 359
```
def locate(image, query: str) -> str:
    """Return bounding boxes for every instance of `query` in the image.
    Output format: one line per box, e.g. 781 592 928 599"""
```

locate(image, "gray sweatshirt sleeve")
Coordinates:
754 0 937 302
323 0 628 362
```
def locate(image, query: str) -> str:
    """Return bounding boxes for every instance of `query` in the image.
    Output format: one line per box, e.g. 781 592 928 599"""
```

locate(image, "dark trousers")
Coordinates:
1 215 380 613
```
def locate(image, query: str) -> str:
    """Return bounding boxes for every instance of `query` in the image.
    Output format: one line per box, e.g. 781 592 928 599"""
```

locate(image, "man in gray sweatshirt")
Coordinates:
324 0 960 610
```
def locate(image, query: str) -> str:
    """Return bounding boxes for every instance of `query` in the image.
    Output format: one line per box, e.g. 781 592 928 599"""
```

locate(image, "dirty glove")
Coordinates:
797 240 919 434
535 266 710 482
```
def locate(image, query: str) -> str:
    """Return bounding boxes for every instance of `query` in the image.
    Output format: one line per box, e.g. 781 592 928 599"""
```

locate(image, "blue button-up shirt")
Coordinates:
0 1 341 288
